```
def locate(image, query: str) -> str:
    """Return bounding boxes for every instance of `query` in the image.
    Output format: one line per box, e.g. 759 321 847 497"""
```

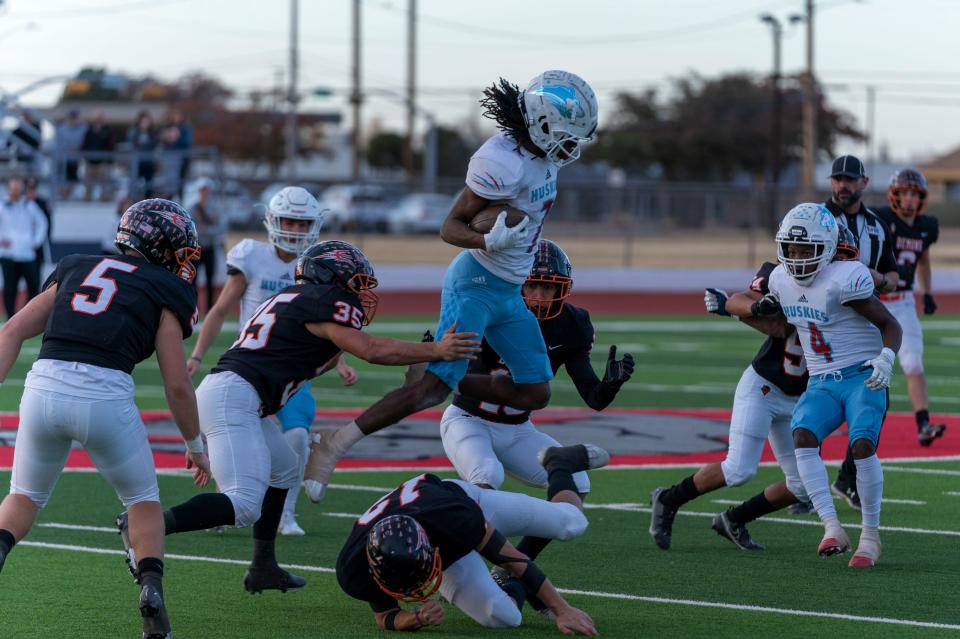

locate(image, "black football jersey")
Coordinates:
336 474 486 612
212 283 363 416
38 254 197 374
748 262 808 397
872 206 939 292
452 303 595 424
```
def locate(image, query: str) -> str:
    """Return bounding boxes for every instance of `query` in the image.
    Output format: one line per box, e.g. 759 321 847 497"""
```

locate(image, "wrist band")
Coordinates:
384 609 400 631
189 356 202 363
414 608 425 629
185 434 204 454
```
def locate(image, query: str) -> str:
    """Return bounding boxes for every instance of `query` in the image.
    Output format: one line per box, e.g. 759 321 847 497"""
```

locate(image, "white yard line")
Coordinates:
884 465 960 477
14 539 960 631
709 497 926 506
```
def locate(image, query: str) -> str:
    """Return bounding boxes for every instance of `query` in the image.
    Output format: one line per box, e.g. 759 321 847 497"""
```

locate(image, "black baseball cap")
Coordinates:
829 155 866 179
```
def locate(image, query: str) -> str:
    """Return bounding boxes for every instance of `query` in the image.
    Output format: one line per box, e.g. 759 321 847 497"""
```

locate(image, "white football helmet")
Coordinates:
521 70 598 167
776 203 838 286
264 186 326 254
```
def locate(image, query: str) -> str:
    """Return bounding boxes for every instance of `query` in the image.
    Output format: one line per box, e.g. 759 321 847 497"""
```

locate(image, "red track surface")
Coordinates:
2 409 956 470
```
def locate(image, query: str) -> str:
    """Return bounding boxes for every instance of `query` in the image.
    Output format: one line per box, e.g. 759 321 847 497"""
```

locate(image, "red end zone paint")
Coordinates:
1 408 957 470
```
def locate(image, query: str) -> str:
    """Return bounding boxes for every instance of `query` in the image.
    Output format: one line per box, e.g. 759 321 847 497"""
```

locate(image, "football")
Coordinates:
468 205 528 234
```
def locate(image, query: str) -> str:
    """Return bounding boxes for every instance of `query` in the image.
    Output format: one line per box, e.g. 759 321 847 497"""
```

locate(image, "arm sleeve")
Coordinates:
565 353 619 411
465 154 522 201
839 262 876 304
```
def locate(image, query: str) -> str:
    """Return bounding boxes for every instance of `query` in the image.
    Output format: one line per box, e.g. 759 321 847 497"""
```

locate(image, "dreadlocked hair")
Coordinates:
479 78 528 143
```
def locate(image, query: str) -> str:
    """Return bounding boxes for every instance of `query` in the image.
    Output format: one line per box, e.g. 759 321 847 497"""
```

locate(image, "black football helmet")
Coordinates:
835 224 859 261
295 240 379 324
887 168 928 216
115 198 201 283
523 239 573 320
365 515 442 603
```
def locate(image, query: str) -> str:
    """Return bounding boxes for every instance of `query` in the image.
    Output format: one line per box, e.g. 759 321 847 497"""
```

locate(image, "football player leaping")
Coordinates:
186 186 355 536
649 228 860 552
117 241 479 596
755 203 901 568
440 239 632 610
336 456 599 635
874 169 947 446
0 199 210 639
304 70 599 503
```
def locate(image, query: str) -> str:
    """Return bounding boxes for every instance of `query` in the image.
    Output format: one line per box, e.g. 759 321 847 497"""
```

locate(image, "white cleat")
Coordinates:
303 433 342 504
278 512 305 537
848 527 881 568
817 523 851 558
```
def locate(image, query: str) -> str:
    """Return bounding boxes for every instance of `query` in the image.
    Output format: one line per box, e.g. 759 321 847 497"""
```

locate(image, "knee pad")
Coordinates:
557 503 589 541
900 354 924 376
469 461 505 490
720 461 757 487
484 593 523 628
284 427 310 460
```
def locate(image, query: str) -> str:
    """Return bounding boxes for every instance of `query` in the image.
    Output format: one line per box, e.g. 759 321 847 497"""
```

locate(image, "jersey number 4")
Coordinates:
357 474 426 525
808 322 833 362
71 258 139 316
233 293 300 350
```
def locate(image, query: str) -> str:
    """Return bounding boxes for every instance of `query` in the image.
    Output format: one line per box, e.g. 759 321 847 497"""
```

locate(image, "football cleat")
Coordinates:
918 423 947 447
139 583 172 639
116 511 139 583
278 512 305 537
848 527 881 568
648 487 678 550
490 566 554 619
711 511 765 551
303 432 343 503
537 444 610 474
0 548 7 574
243 564 306 594
817 524 851 557
831 478 862 512
787 500 815 515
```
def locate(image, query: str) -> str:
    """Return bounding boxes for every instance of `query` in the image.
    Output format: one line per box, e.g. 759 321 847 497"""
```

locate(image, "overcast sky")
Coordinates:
2 0 959 162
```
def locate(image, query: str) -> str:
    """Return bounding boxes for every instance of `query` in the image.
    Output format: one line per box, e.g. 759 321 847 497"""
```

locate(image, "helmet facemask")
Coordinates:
775 204 838 287
264 211 322 254
366 515 443 603
887 169 928 217
523 275 572 320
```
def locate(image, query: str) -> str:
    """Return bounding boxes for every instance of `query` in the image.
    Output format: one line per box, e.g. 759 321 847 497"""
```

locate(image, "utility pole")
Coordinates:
760 14 783 230
351 0 363 181
866 84 876 174
403 0 417 179
801 0 816 199
285 0 299 180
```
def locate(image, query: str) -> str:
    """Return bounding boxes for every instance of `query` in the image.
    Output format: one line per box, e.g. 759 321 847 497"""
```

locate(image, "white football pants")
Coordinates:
720 365 807 501
197 371 299 527
882 295 924 375
440 405 590 493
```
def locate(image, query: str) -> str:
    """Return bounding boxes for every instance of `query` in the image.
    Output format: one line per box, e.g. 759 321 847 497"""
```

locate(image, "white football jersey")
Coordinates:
465 132 558 284
768 260 880 375
226 238 297 324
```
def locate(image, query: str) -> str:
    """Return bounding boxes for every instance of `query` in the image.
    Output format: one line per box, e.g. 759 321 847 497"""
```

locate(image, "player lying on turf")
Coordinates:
753 203 901 568
336 445 601 635
440 239 632 611
0 199 209 639
303 70 600 503
117 240 480 595
649 227 860 551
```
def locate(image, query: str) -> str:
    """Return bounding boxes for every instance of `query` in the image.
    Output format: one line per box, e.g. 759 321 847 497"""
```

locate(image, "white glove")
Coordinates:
704 288 730 316
863 347 896 390
483 211 530 252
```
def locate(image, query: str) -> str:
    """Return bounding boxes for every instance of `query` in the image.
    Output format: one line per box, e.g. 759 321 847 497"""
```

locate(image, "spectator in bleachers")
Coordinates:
24 177 52 264
159 110 194 200
81 109 115 201
54 110 87 194
9 111 42 167
0 177 48 318
126 110 157 198
189 177 222 312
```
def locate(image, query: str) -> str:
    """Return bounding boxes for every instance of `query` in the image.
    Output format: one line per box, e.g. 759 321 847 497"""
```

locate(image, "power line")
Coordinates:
6 0 192 19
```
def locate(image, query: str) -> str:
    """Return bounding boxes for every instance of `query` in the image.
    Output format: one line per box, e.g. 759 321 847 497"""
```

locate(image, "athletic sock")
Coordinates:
916 409 930 432
659 475 700 509
252 487 288 567
546 468 578 500
326 421 365 452
516 536 551 562
0 528 15 573
283 428 310 516
854 455 883 529
164 493 236 535
137 556 164 587
726 491 777 525
836 446 857 485
794 447 837 522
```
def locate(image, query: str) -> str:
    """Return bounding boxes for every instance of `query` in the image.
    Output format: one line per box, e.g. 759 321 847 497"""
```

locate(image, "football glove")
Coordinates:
603 345 634 387
862 347 896 391
704 288 730 316
750 293 781 317
923 293 937 316
484 211 530 253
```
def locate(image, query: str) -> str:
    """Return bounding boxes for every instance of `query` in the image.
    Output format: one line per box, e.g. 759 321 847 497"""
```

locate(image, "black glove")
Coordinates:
704 288 730 316
923 293 937 316
603 345 634 387
750 293 781 317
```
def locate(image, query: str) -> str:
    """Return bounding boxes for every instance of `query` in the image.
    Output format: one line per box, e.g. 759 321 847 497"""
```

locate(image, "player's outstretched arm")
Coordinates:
477 523 597 636
0 285 56 382
564 345 633 411
374 600 445 632
187 272 247 376
439 187 493 249
307 321 480 366
156 309 210 486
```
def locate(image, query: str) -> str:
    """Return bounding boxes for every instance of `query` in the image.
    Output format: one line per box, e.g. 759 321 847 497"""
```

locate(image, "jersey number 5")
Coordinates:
233 293 300 350
332 301 364 329
71 258 139 316
357 474 426 525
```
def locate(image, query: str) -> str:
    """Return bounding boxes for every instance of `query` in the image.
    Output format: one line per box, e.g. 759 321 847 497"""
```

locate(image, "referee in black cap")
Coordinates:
823 154 899 512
